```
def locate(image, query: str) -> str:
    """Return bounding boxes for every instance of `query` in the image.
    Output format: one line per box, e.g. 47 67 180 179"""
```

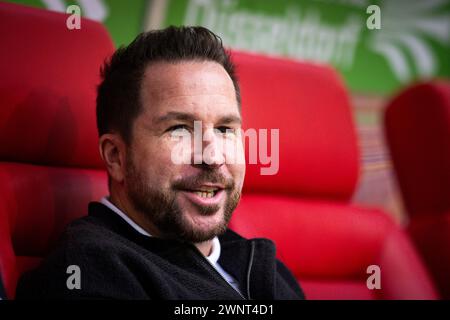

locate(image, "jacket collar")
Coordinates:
88 201 253 248
87 201 277 299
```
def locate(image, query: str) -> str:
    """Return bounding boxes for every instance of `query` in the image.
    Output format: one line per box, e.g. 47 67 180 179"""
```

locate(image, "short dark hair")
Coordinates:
96 26 241 144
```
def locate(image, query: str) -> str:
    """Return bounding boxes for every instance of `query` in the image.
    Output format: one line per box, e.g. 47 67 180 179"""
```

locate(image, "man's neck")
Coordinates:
108 192 161 237
195 240 213 257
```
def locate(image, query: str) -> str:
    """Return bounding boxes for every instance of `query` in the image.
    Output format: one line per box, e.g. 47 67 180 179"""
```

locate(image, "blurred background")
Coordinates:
6 0 450 223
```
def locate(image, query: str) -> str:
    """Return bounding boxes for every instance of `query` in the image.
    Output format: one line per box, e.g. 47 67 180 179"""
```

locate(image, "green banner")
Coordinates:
8 0 450 94
160 0 450 94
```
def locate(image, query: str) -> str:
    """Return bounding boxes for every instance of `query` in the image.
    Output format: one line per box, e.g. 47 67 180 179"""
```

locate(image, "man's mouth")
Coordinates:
190 187 220 198
177 185 225 208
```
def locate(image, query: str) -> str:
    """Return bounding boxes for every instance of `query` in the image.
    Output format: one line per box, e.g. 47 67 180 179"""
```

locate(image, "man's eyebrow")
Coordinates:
217 115 242 125
154 112 242 125
154 112 196 125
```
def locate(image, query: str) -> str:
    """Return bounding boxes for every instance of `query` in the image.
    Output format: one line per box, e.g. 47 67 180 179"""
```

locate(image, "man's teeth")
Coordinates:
194 191 215 198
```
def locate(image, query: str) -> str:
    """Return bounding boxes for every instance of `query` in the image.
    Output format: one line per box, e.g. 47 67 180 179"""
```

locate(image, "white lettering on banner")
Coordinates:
184 0 363 70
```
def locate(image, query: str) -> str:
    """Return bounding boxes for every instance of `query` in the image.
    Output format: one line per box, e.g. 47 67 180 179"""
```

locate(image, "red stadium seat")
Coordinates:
228 51 438 299
385 81 450 299
0 2 113 299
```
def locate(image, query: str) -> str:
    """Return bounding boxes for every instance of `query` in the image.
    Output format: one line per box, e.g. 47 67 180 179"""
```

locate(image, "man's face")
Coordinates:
124 61 245 243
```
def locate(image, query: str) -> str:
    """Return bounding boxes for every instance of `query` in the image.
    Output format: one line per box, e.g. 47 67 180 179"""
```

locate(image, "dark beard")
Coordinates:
125 159 241 243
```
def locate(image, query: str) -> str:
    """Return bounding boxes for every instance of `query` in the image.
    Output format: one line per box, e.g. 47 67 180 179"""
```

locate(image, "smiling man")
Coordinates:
16 26 304 300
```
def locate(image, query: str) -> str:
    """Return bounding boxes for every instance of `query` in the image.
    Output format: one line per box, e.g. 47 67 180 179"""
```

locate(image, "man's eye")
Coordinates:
215 126 235 134
167 124 189 132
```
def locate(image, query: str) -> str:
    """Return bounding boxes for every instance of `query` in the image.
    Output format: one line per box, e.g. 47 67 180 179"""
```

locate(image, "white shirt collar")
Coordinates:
206 237 221 265
100 196 221 263
101 197 151 237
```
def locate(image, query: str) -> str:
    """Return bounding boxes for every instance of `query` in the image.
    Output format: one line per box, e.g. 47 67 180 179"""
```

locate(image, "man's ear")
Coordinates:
99 133 127 184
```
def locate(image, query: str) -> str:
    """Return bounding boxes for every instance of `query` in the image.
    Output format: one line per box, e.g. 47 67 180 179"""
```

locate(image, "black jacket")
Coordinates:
0 276 5 300
16 202 304 300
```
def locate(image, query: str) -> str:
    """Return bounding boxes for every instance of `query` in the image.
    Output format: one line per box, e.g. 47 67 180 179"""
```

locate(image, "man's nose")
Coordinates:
192 127 225 168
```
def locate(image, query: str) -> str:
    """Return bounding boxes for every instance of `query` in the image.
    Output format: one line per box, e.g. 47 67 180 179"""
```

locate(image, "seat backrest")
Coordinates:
236 52 359 202
384 81 450 299
0 2 114 299
229 51 438 299
385 81 450 218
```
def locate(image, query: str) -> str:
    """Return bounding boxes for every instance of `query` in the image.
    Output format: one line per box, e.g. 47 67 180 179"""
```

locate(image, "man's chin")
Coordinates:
177 207 228 242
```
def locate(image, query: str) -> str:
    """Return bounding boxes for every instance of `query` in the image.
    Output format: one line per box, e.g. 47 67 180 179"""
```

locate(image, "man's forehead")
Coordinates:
140 60 240 122
142 60 236 99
